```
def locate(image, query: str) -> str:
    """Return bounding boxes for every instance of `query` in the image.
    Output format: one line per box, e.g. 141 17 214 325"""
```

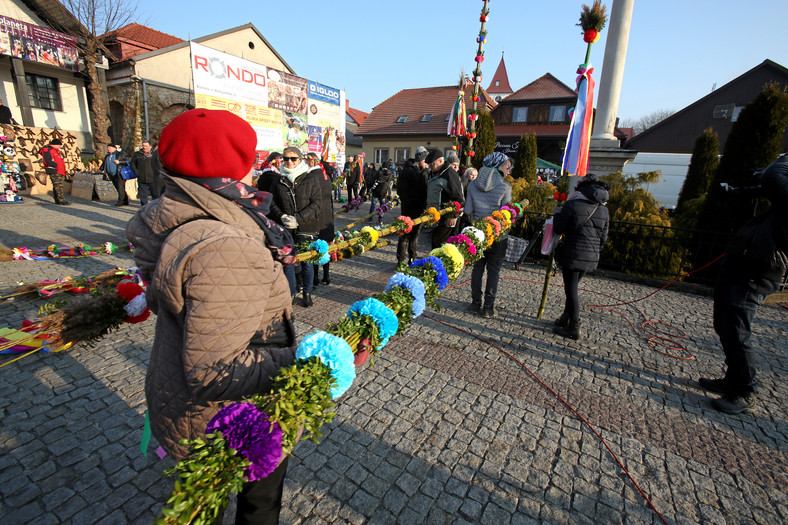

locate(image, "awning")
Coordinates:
537 158 562 171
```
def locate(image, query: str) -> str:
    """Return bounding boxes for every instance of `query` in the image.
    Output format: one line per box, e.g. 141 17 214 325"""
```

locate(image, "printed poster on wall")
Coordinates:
267 70 308 113
0 15 78 71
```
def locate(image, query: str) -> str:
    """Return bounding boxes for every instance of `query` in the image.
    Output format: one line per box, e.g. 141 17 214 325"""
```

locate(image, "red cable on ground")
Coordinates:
422 313 669 525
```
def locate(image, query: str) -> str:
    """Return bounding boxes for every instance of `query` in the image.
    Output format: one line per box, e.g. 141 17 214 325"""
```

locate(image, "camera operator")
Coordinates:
698 154 788 414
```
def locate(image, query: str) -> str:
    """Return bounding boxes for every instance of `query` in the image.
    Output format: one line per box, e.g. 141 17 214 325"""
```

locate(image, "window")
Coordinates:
420 114 433 122
549 105 567 123
512 107 528 123
495 80 500 87
26 74 62 111
396 115 408 123
395 148 410 163
374 148 389 164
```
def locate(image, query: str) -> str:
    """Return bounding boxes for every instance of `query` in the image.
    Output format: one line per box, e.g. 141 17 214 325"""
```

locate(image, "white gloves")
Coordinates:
281 214 299 229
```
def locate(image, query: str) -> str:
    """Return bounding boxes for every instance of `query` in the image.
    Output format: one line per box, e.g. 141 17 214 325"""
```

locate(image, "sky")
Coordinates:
131 0 788 123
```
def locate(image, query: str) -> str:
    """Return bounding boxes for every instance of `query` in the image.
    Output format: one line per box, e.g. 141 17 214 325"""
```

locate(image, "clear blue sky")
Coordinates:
133 0 788 122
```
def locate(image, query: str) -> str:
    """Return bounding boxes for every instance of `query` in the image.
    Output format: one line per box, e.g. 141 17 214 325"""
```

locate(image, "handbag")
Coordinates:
120 165 136 180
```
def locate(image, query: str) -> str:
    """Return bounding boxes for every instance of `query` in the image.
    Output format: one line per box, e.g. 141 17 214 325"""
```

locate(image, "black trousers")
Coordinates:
110 174 128 204
431 219 455 249
561 269 586 321
471 237 508 307
396 223 422 264
713 279 765 395
215 457 289 525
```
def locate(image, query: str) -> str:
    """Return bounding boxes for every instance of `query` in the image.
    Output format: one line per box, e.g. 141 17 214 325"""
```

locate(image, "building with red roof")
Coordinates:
104 23 184 62
487 54 513 103
356 79 495 166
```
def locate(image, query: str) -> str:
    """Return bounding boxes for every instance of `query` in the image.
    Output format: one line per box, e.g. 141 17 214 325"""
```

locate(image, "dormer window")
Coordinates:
420 114 433 122
396 115 408 123
495 80 500 87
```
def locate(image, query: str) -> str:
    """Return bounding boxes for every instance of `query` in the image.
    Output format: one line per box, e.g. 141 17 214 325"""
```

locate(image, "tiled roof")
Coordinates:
357 81 495 136
106 23 184 51
346 107 369 126
505 73 577 101
487 55 513 93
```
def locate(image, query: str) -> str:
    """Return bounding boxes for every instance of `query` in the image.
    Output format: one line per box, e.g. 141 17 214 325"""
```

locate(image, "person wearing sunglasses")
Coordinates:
269 147 323 307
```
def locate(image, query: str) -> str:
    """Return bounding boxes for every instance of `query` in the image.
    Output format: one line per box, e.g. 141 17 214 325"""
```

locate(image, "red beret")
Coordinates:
159 109 257 181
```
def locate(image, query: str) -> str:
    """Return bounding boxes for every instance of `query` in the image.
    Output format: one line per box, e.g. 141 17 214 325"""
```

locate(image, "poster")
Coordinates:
0 15 79 71
191 42 345 161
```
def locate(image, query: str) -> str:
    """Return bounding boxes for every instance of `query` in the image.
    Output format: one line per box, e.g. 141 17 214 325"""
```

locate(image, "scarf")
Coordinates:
280 161 309 183
178 175 296 265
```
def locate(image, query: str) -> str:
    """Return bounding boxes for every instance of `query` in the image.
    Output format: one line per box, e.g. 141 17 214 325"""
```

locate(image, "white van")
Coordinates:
621 152 692 209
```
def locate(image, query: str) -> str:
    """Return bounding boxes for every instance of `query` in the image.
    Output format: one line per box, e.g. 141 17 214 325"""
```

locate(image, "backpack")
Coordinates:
426 173 447 209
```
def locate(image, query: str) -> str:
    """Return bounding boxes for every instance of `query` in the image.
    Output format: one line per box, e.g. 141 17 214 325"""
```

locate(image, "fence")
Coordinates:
513 211 788 289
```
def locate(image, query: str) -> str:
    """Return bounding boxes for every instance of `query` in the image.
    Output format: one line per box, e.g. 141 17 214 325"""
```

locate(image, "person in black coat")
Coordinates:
130 141 158 205
269 147 323 307
699 154 788 414
307 153 335 287
425 149 465 249
100 144 130 206
367 167 392 224
344 156 361 201
396 147 429 264
552 174 610 340
256 152 282 193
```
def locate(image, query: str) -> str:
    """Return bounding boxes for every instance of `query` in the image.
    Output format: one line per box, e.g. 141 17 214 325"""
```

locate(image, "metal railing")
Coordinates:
513 211 788 289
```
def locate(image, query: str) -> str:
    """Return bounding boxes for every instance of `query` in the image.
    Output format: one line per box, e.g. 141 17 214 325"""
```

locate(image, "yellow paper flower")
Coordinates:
441 243 465 276
426 207 441 224
360 226 379 248
483 223 494 246
429 246 461 280
499 209 512 222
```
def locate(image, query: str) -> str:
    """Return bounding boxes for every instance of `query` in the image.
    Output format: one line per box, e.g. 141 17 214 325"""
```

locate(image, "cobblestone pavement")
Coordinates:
1 195 786 524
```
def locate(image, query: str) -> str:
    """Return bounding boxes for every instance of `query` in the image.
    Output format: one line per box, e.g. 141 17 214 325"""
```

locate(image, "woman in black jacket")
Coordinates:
552 175 610 340
269 147 323 307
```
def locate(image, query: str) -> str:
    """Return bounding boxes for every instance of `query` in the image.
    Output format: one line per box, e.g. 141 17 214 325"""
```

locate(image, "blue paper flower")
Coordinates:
308 239 331 265
295 331 356 399
410 256 449 291
347 297 399 349
386 273 427 318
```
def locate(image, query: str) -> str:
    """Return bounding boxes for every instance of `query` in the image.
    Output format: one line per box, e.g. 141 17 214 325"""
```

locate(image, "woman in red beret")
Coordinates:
127 109 297 523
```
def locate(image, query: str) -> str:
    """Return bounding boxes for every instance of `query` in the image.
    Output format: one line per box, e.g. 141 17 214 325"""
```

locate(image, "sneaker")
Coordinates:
698 377 731 395
712 393 756 414
467 303 481 314
481 306 496 318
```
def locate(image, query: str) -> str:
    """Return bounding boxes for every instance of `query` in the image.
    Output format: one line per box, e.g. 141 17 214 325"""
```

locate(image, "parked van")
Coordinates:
621 152 692 209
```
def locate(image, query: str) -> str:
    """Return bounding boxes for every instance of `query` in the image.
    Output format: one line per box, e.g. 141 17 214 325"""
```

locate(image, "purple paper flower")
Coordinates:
206 402 283 481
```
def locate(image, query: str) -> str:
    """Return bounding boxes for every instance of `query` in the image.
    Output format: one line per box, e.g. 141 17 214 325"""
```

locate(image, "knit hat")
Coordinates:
50 138 62 146
482 152 509 168
159 109 257 181
445 150 460 165
414 146 429 162
425 149 443 164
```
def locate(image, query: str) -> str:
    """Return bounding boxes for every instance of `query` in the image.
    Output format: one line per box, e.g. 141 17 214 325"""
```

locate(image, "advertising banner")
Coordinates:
191 42 344 158
0 15 79 71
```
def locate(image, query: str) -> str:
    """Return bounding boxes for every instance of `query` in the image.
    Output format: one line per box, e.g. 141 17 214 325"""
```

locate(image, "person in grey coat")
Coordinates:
553 174 610 340
466 152 513 318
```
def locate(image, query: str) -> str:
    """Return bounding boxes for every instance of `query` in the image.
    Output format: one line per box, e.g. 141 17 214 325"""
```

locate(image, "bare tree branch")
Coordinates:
620 108 676 135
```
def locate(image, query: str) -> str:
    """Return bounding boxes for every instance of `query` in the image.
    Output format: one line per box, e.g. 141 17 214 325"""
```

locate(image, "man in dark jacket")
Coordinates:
269 147 323 307
130 140 157 205
100 144 129 206
396 146 429 264
344 155 361 201
39 138 70 205
699 155 788 414
425 149 465 249
553 174 610 340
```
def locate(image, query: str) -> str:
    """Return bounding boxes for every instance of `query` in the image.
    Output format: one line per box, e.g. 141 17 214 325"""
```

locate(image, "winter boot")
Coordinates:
322 263 330 285
302 291 314 308
554 312 570 328
554 319 581 340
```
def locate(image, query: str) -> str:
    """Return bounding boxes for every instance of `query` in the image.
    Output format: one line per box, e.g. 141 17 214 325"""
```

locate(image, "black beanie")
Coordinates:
425 149 443 164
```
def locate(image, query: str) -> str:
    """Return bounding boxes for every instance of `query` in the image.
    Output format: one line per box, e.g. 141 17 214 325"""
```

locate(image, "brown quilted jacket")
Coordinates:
126 176 296 460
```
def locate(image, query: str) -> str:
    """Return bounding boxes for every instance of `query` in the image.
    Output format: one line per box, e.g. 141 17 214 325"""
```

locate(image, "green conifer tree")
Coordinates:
471 111 496 170
512 133 537 183
697 82 788 232
673 128 719 228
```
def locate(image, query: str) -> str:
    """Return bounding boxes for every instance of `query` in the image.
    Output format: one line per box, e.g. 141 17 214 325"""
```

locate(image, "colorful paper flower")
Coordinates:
461 227 485 248
347 298 399 349
296 331 356 399
425 207 441 225
394 215 413 234
206 403 283 481
360 226 379 248
385 273 426 318
307 239 330 265
430 244 464 279
485 217 502 237
410 256 449 291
